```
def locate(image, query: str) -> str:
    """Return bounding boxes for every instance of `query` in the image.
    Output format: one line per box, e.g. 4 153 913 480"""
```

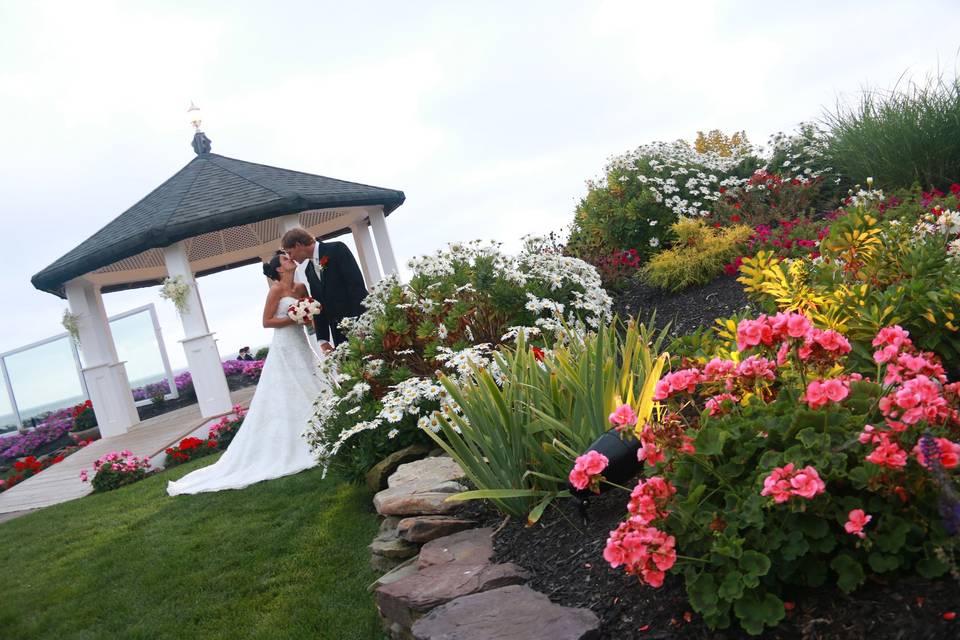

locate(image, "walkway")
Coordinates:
0 386 256 515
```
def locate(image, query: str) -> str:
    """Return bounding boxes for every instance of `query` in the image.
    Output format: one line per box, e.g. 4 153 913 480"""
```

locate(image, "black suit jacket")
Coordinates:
304 240 367 343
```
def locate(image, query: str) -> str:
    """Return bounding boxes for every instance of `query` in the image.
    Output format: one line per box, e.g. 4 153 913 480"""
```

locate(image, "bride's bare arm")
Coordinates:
262 287 296 328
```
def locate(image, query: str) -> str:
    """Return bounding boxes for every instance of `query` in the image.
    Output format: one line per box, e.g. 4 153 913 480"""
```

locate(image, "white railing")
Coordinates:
0 304 178 434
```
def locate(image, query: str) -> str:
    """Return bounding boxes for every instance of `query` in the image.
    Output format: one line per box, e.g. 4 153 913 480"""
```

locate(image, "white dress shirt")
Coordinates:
292 244 330 349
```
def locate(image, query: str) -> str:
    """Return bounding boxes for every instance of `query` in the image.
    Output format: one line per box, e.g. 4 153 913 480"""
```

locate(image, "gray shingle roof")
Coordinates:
31 152 405 296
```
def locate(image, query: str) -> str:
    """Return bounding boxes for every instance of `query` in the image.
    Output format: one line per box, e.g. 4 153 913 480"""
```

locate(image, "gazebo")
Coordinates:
32 125 405 439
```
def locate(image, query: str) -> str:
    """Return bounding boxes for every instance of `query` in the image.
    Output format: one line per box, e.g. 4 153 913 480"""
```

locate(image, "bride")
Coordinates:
167 251 327 496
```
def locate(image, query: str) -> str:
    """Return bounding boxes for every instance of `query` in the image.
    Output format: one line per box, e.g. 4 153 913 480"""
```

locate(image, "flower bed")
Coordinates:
164 405 247 468
81 450 153 493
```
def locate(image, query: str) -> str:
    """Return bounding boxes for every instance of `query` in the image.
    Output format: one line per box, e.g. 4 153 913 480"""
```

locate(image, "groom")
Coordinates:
281 227 368 351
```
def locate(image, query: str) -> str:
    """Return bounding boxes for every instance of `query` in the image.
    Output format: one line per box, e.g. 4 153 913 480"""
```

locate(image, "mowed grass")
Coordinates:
0 454 383 640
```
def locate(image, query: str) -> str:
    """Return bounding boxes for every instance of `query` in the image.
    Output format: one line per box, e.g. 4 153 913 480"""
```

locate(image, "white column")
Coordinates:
350 219 382 287
162 242 232 418
279 213 302 234
368 207 398 275
64 279 139 437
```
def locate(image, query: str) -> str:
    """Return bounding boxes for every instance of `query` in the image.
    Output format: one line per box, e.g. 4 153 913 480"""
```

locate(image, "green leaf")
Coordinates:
876 519 911 554
444 488 547 501
739 550 771 578
687 572 719 615
847 465 872 489
868 552 900 573
712 534 745 560
916 557 949 579
526 493 554 526
797 515 829 539
830 554 865 593
796 427 820 449
733 591 785 636
718 571 745 602
781 530 809 561
695 427 729 456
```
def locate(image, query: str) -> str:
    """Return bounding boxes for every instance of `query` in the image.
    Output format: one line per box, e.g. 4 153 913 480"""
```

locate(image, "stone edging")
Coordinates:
367 450 601 640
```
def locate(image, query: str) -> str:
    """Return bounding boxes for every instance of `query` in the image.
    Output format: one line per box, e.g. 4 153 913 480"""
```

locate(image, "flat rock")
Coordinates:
388 456 465 488
374 480 467 516
371 553 406 574
411 584 601 640
367 555 420 593
366 444 432 492
370 528 419 560
376 562 529 629
398 516 477 543
418 528 493 569
379 515 403 534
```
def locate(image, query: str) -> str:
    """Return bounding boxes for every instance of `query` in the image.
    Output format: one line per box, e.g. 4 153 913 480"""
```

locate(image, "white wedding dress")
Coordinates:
167 296 326 496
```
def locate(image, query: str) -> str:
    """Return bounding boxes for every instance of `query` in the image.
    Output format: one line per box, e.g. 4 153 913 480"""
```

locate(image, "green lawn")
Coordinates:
0 454 384 640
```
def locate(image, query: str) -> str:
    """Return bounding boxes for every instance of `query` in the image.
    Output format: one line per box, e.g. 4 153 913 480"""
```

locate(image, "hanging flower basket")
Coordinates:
159 276 191 314
62 310 81 345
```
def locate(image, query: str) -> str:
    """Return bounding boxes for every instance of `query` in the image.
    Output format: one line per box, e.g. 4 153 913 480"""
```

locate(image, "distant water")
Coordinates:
0 370 185 436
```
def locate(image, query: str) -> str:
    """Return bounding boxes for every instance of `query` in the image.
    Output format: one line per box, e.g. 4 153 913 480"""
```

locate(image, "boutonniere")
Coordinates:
318 255 330 271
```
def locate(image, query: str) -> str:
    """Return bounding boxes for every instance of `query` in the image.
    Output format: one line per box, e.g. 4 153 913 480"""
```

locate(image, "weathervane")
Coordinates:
188 101 212 155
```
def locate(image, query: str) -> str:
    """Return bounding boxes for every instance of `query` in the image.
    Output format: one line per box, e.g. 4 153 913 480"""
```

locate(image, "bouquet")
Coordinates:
288 297 323 325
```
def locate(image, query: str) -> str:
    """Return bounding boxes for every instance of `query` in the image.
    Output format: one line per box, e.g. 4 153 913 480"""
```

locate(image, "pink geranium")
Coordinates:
802 378 849 409
568 450 609 492
865 433 908 468
653 368 703 400
844 509 872 538
761 463 826 503
705 393 739 416
608 403 638 430
627 476 676 524
603 517 676 587
879 375 949 426
703 357 737 381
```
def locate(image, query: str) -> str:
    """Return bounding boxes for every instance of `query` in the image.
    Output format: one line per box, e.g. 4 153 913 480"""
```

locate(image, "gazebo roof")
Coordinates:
32 150 405 297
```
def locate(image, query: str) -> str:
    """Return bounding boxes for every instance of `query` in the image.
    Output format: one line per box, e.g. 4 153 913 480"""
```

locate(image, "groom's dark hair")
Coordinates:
280 228 314 249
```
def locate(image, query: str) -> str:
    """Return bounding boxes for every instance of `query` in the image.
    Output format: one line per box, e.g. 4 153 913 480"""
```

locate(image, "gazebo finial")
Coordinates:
187 101 212 155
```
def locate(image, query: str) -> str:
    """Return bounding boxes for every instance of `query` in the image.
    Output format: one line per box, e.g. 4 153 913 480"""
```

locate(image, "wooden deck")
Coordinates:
0 386 256 515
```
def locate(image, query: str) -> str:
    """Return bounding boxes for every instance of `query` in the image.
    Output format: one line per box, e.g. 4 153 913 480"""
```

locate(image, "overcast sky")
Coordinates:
1 1 958 414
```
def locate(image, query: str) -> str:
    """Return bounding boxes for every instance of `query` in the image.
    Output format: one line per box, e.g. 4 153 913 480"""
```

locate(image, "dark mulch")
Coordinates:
455 492 958 640
613 275 757 337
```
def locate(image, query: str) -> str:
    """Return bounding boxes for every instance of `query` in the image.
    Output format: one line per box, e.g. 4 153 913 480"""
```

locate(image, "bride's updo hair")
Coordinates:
262 251 284 281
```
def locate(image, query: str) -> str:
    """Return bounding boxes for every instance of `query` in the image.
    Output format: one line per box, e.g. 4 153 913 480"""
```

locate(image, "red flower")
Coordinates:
730 214 741 223
319 256 330 268
532 347 545 362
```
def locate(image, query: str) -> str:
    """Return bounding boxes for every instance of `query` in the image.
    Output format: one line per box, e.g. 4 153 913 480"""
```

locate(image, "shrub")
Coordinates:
70 400 97 431
81 450 152 492
822 73 960 192
599 312 958 635
255 346 269 361
642 219 752 291
710 170 824 227
207 405 247 450
567 137 761 274
737 185 960 372
429 320 668 520
304 239 612 482
164 436 218 467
